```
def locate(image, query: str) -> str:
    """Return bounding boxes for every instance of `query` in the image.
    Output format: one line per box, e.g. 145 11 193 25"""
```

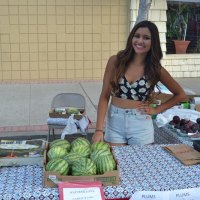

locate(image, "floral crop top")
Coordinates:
113 76 151 101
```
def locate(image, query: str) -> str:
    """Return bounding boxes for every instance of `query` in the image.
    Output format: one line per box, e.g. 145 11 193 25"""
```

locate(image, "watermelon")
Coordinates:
71 137 91 157
70 145 91 157
67 107 79 115
71 137 90 149
47 146 68 160
96 155 116 174
91 141 110 152
49 139 71 151
90 149 111 163
72 157 96 176
63 152 83 165
46 158 69 175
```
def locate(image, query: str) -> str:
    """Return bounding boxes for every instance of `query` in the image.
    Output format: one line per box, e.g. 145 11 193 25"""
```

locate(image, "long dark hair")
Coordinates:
110 20 163 101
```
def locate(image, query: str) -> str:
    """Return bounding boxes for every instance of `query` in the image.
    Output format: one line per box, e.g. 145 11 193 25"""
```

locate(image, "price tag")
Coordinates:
130 191 168 200
58 181 105 200
169 187 200 200
130 188 200 200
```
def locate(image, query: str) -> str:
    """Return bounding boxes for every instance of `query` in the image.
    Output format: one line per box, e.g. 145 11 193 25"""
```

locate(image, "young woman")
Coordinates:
92 20 186 146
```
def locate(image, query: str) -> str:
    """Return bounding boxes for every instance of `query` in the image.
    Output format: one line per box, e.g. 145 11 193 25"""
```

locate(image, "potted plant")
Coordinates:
167 2 191 54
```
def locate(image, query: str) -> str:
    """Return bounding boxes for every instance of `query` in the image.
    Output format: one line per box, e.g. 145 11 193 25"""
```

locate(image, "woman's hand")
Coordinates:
137 102 157 115
92 131 104 143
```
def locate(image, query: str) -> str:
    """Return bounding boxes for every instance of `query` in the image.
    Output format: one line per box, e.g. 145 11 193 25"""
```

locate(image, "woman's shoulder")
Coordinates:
107 55 117 67
105 55 117 74
108 55 117 62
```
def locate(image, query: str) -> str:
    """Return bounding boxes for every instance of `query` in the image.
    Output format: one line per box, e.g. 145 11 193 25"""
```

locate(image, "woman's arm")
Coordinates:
154 67 186 114
92 55 117 142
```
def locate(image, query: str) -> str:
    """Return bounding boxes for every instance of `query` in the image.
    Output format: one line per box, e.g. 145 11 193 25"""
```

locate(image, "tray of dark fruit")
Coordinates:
169 116 200 138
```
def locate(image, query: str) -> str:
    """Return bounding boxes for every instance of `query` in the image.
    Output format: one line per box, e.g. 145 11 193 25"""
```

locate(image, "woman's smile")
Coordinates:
132 27 151 54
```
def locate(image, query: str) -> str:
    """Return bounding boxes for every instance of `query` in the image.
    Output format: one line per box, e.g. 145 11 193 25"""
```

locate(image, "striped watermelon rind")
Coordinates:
90 149 111 163
91 141 110 152
72 157 96 176
71 137 90 149
70 145 91 157
96 155 116 174
46 137 117 177
70 137 91 157
47 146 68 160
46 158 69 175
63 152 83 165
49 139 71 151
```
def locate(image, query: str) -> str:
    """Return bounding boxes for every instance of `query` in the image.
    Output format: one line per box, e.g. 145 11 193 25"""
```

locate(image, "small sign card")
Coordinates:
130 190 168 200
58 181 105 200
169 187 200 200
130 187 200 200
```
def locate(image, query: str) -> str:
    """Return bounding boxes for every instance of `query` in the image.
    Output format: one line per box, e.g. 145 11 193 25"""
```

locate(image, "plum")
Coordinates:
169 120 175 125
191 123 199 133
182 123 191 133
174 124 181 129
196 118 200 124
186 120 193 128
173 115 180 124
180 118 190 126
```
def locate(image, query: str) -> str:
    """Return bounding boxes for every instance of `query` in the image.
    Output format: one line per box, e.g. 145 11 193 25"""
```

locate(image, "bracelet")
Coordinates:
95 129 103 133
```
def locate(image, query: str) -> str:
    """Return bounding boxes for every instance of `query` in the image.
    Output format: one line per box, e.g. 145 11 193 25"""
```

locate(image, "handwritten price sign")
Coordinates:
58 181 105 200
130 187 200 200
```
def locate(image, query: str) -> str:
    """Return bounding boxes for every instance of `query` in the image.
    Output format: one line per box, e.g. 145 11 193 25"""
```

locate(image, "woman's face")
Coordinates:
132 27 152 55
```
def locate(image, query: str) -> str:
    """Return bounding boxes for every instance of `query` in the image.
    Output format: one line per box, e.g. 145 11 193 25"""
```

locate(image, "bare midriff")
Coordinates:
111 96 142 109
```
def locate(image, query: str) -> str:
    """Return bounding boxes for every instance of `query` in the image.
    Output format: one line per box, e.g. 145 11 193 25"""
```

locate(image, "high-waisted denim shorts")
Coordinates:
104 104 154 145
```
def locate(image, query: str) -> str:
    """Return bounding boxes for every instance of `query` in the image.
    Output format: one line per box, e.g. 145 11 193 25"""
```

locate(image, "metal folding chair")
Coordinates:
47 93 86 141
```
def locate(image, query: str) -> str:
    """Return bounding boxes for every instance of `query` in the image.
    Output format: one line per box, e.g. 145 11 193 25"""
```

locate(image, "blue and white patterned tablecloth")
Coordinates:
154 124 193 146
104 145 200 199
0 144 200 200
0 165 58 200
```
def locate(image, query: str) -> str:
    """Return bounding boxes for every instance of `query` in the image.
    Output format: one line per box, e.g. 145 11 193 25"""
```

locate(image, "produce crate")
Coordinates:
0 139 47 167
49 110 84 120
43 144 119 188
154 93 200 107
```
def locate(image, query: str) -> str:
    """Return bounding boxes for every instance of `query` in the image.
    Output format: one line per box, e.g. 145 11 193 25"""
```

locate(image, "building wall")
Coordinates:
0 0 199 82
130 0 200 78
0 0 129 81
164 54 200 77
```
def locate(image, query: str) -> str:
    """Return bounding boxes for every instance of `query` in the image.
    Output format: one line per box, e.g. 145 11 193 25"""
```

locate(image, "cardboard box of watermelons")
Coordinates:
43 137 119 188
0 139 47 167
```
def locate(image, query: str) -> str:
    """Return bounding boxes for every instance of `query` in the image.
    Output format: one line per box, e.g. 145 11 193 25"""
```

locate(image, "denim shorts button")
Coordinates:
125 110 128 113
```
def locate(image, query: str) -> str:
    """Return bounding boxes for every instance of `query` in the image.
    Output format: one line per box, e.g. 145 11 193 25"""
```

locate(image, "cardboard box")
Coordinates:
0 139 47 167
196 105 200 112
43 145 119 188
49 107 85 120
44 168 119 188
154 93 200 112
49 110 83 120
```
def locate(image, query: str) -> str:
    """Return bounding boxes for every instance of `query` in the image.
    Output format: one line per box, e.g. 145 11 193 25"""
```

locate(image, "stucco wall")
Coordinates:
0 0 129 81
0 0 199 82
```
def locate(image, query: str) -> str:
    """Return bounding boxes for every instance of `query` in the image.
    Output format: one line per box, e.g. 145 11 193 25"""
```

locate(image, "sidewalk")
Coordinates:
0 80 102 133
0 78 199 134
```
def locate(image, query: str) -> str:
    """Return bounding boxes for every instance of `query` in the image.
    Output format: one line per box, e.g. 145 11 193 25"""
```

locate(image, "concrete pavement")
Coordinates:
0 81 102 133
0 78 199 135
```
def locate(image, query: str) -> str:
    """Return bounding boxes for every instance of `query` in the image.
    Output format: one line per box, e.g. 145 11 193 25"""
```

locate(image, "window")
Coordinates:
166 1 200 54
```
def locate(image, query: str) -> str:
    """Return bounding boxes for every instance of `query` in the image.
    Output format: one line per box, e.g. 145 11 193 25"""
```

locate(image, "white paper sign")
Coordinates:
63 187 102 200
169 187 200 200
130 190 168 200
130 188 200 200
